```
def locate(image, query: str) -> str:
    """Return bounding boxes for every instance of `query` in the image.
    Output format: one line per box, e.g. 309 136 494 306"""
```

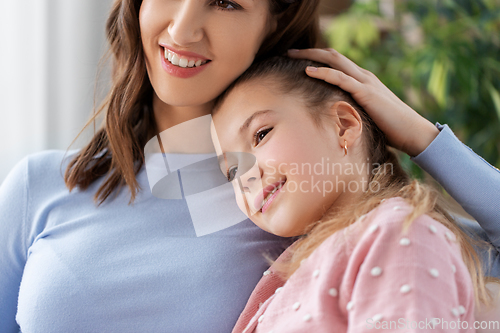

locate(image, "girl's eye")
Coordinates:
211 0 241 10
254 128 273 146
227 166 238 182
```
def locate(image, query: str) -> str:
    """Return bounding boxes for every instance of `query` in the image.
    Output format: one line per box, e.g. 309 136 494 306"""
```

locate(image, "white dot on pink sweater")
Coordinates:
368 225 379 234
429 268 439 277
371 267 382 276
400 284 411 294
399 238 411 246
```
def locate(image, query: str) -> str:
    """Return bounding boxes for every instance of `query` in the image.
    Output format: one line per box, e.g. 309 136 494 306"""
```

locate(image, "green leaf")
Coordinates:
487 83 500 122
427 59 450 108
355 19 379 49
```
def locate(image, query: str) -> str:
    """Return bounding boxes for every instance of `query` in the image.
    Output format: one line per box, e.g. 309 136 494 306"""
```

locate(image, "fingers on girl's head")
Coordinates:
289 48 365 81
287 48 330 62
305 67 361 94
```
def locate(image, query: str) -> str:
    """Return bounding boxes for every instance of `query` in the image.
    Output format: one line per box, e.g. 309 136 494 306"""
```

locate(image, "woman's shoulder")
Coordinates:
3 149 80 198
23 149 80 173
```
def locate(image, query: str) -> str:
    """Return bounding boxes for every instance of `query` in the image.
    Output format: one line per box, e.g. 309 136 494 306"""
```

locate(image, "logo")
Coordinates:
144 115 249 237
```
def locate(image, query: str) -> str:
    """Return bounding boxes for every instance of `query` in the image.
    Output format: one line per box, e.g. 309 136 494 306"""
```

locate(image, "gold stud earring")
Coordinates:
343 141 348 156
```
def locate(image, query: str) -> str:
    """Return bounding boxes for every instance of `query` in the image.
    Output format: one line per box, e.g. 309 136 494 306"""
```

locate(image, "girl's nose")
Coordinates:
239 162 263 193
168 1 204 46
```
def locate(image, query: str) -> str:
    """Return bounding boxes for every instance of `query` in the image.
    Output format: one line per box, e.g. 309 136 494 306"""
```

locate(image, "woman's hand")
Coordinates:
288 48 440 157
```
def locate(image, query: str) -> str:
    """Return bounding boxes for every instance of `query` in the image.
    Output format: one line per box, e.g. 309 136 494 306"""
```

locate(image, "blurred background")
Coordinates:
0 0 112 182
321 0 500 179
1 0 499 184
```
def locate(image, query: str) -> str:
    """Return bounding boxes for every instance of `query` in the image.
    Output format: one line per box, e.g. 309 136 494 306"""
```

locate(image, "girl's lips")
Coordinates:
254 180 286 214
159 47 211 78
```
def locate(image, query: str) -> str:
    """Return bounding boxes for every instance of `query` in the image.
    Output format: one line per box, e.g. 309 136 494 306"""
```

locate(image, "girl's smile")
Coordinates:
257 178 287 213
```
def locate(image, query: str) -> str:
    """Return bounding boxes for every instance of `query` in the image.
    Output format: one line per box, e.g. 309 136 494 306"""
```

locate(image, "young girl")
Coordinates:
211 56 498 332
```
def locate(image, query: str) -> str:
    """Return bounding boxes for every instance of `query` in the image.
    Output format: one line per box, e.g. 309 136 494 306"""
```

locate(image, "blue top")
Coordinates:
412 124 500 276
0 150 288 333
1 124 499 332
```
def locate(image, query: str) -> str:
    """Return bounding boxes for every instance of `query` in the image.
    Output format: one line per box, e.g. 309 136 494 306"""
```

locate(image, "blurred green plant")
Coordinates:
325 0 500 178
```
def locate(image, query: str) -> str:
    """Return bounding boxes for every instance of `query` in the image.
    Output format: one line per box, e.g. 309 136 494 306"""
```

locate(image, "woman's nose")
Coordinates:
168 1 204 46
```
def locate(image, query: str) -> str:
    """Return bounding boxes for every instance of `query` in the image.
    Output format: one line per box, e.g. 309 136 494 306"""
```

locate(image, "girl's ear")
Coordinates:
330 101 363 149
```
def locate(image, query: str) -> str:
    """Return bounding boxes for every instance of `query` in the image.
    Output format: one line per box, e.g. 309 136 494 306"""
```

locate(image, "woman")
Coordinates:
0 0 498 332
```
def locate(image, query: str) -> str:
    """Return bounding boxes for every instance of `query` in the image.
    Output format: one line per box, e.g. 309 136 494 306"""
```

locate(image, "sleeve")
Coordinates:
345 213 475 332
411 123 500 249
0 156 30 332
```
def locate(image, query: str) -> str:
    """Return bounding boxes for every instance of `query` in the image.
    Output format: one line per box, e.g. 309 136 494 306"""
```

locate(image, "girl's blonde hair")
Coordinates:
214 56 499 309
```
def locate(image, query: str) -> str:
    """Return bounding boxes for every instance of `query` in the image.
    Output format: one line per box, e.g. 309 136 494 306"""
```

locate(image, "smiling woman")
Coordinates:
0 0 321 332
65 0 319 204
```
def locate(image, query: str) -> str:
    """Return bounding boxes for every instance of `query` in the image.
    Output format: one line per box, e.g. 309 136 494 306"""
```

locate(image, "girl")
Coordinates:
1 0 499 332
211 56 499 332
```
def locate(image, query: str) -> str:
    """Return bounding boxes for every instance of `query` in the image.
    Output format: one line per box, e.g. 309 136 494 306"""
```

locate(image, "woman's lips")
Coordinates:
159 46 211 78
160 44 210 61
254 179 286 214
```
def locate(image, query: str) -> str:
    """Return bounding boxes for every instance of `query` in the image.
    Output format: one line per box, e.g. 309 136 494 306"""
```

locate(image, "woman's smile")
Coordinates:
160 46 211 78
162 45 210 68
139 0 273 109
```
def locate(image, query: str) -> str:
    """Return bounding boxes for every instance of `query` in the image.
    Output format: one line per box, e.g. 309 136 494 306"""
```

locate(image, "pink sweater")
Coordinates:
233 197 475 333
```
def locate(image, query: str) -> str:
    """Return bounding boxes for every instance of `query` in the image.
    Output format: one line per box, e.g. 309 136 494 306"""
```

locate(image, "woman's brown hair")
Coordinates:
64 0 320 204
214 56 500 309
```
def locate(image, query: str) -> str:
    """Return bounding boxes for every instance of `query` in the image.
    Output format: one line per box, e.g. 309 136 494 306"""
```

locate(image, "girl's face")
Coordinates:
212 81 361 237
139 0 274 108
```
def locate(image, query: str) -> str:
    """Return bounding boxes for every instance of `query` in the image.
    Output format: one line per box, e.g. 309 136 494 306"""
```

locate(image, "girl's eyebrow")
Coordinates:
239 110 273 134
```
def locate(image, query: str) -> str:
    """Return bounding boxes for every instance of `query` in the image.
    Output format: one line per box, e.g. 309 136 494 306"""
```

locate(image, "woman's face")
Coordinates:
212 81 355 238
139 0 274 108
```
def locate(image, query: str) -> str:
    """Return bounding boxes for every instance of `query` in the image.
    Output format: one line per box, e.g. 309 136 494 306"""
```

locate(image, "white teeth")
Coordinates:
262 183 283 207
164 49 206 68
171 54 180 66
179 58 188 68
